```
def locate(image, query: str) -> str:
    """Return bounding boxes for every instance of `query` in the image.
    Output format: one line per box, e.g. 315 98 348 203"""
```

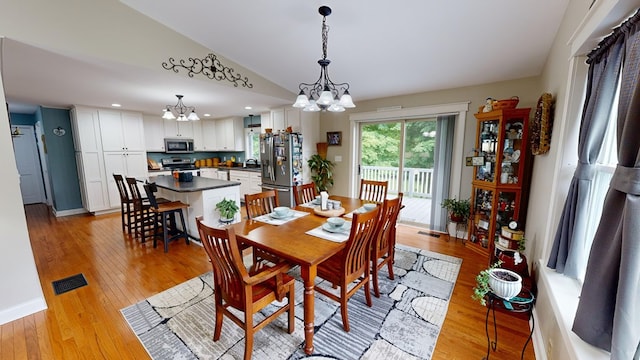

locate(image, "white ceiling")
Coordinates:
3 1 570 117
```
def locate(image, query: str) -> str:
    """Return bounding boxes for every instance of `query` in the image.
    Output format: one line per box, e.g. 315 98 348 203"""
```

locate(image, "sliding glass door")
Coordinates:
359 118 439 227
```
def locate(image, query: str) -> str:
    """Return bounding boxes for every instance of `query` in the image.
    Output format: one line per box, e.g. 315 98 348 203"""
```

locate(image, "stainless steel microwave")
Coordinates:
164 138 194 153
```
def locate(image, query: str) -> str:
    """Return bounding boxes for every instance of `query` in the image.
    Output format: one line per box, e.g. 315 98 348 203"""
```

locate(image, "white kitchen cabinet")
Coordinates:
103 152 147 208
201 119 218 151
217 170 229 180
192 120 203 151
215 117 244 151
260 111 272 133
269 108 303 133
164 120 194 138
143 115 165 152
199 168 218 179
99 109 145 152
229 170 251 199
71 106 110 212
249 172 262 194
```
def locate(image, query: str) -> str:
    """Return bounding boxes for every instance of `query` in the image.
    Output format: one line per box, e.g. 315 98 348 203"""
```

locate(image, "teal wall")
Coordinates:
9 113 36 125
37 107 82 211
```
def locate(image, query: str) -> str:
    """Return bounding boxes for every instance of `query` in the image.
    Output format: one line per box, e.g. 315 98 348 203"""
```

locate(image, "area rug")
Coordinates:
121 244 462 359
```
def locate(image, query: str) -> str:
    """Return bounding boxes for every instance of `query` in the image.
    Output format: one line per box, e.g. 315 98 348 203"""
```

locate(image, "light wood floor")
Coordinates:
1 204 536 359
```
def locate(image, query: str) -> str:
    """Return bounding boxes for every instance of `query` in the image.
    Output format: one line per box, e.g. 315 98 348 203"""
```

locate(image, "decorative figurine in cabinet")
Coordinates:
468 108 532 262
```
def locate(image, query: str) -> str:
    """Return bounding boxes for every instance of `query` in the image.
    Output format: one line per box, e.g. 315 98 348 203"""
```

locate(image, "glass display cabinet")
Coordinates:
468 108 532 262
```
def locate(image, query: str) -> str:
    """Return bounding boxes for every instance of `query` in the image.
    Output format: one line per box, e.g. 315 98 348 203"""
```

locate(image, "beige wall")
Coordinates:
318 76 541 199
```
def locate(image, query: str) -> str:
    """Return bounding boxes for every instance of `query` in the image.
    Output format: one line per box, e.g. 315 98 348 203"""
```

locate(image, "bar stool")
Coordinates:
113 174 134 233
126 177 154 241
143 183 190 252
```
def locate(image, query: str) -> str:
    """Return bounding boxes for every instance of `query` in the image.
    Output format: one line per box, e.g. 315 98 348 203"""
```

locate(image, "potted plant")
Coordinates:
472 260 523 306
308 154 334 192
440 197 471 222
215 198 239 223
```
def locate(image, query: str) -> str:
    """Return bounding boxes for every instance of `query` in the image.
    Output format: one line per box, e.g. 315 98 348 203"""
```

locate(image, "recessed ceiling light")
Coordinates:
244 106 252 110
111 103 121 107
204 113 211 117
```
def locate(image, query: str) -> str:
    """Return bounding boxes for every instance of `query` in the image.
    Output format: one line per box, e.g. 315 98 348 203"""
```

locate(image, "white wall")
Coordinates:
0 70 47 325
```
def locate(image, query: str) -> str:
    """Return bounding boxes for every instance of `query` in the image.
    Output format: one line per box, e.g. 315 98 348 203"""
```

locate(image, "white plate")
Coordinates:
322 222 352 233
511 150 521 163
269 210 293 219
312 199 321 205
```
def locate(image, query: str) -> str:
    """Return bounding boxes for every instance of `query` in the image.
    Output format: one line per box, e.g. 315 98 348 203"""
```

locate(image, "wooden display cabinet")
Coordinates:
467 108 532 262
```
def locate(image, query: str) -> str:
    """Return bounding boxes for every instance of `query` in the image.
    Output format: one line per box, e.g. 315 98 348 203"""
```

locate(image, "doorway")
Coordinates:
12 125 46 204
358 118 440 227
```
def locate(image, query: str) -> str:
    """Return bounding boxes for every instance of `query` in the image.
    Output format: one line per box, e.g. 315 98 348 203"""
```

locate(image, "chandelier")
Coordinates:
292 6 355 112
162 95 200 121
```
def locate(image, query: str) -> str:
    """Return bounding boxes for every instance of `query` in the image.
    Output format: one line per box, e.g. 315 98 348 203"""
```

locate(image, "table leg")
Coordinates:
300 265 316 355
521 307 535 360
484 298 498 359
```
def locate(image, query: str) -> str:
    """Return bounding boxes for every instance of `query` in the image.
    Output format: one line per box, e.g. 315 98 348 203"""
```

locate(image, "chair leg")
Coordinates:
287 282 295 334
120 203 126 232
341 286 350 332
213 294 223 341
177 209 189 245
364 270 373 308
244 307 254 360
387 256 395 280
163 213 169 253
372 263 381 298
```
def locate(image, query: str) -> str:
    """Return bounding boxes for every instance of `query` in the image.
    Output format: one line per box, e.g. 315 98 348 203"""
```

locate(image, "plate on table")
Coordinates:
322 222 352 234
269 210 293 219
312 199 321 205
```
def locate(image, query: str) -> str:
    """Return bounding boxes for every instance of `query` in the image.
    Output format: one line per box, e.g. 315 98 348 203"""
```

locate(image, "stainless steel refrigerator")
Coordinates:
260 132 303 208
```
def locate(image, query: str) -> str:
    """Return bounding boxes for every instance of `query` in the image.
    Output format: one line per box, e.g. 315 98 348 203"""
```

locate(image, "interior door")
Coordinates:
12 125 46 204
358 118 438 227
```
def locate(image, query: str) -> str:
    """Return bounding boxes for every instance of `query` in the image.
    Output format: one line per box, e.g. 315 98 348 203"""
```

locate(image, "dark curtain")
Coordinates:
572 10 640 359
430 114 455 232
546 25 624 278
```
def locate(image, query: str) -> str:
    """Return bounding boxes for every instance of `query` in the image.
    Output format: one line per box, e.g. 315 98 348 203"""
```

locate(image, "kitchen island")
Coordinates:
149 175 241 240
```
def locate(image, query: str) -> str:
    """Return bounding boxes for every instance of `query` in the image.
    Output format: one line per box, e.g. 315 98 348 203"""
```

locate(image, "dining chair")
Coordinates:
371 193 403 297
244 190 281 264
358 179 388 204
113 174 134 233
316 207 380 332
196 217 295 360
244 190 280 219
143 183 190 252
125 177 154 241
293 183 318 206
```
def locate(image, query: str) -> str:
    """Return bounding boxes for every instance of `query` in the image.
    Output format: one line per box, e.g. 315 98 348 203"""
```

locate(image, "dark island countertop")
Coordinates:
149 175 241 193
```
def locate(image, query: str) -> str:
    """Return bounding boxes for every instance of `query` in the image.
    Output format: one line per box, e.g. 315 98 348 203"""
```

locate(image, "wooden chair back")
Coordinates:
196 217 295 360
244 190 279 219
125 177 145 211
359 179 388 204
371 193 403 297
113 174 130 202
315 206 380 331
293 183 318 206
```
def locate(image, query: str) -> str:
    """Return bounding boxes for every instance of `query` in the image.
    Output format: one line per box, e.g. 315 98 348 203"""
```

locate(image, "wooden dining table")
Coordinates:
230 195 364 355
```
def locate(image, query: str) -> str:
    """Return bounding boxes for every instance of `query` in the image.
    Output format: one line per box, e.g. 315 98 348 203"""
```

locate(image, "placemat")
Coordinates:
306 223 351 243
253 209 309 225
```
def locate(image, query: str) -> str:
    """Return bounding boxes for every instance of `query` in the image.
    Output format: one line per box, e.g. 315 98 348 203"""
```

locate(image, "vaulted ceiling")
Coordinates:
3 1 570 117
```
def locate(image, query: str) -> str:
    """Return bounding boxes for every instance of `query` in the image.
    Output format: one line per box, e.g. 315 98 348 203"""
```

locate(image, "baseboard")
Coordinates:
531 307 547 360
0 297 47 326
52 207 87 217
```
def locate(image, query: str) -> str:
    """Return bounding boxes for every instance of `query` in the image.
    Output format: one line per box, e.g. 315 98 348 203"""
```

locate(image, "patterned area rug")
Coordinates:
121 244 462 359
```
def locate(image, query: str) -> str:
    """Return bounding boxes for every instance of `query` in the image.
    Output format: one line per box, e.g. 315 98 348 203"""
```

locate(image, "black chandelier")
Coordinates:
162 95 200 121
292 6 355 112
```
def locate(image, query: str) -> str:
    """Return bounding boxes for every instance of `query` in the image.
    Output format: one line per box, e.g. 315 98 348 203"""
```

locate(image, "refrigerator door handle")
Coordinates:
261 184 290 193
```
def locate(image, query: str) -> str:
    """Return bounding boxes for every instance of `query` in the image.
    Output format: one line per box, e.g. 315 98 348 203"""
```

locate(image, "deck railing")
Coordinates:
361 166 433 198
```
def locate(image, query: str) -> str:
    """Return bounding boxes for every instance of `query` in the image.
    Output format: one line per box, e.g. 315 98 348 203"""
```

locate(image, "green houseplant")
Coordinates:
472 260 503 306
441 197 471 222
215 198 239 222
307 154 334 192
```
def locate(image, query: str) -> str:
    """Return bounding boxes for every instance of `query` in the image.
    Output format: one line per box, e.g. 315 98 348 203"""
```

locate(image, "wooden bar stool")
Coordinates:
113 174 134 233
125 177 154 241
143 183 190 252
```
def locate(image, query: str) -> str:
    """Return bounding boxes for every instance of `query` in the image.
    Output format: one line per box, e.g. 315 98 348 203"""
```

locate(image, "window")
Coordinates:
245 128 260 161
580 81 620 281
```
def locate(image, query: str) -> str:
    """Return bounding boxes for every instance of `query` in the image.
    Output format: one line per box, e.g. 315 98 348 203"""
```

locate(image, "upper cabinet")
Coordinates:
99 109 145 152
268 107 302 133
214 117 244 151
201 119 218 151
143 115 165 152
164 120 194 139
260 111 272 133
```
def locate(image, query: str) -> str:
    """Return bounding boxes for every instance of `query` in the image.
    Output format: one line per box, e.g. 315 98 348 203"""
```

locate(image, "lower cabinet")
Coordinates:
229 170 261 199
103 151 147 208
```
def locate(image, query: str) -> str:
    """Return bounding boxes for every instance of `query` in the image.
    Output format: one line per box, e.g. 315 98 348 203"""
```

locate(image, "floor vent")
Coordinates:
52 273 88 295
418 231 440 238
